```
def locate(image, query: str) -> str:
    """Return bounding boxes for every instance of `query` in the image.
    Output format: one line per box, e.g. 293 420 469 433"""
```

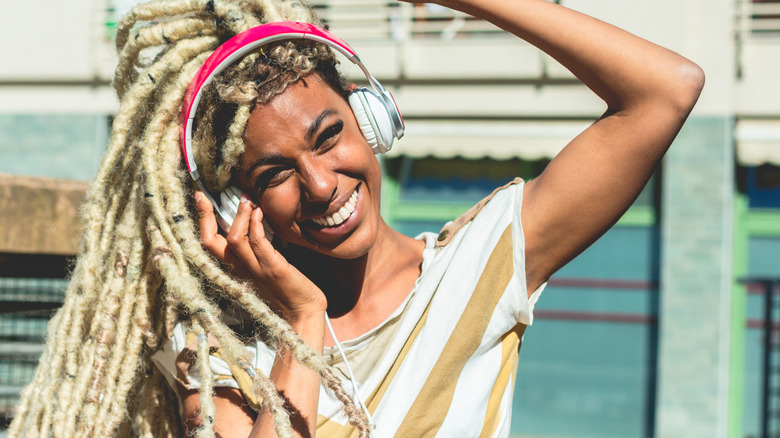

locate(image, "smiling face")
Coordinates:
236 74 383 259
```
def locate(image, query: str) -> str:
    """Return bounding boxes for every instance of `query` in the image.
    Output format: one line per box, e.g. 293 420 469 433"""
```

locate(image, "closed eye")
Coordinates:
315 120 343 150
254 167 293 193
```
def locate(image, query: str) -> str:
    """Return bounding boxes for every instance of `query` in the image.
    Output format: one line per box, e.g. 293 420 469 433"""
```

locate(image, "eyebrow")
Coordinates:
306 109 337 142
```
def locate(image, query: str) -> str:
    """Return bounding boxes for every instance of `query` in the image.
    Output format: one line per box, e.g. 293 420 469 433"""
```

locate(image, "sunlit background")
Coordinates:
1 0 779 437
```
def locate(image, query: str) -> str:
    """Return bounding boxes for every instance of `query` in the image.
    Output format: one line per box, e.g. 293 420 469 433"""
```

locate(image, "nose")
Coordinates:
298 157 338 205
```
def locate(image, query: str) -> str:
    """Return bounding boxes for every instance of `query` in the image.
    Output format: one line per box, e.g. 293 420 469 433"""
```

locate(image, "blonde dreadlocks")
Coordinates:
9 0 370 437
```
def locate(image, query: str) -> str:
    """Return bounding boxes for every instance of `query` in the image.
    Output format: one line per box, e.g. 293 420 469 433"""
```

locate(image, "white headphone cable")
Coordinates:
324 312 375 434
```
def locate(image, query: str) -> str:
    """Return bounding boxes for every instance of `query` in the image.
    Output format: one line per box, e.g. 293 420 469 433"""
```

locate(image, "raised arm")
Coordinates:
421 0 704 292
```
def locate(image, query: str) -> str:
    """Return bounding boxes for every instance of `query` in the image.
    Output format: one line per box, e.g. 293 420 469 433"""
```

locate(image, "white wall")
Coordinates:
0 0 97 81
0 0 776 119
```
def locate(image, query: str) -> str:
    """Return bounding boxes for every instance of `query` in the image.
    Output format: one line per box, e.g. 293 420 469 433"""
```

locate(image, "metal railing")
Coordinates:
736 0 780 46
311 1 508 41
0 277 66 423
751 0 780 34
744 278 780 438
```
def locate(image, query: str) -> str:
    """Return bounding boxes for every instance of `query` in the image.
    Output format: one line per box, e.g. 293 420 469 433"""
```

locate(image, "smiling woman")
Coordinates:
8 0 703 437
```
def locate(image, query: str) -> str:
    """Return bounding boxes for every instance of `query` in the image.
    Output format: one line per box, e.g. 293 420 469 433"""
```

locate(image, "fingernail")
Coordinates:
240 193 249 204
195 191 202 202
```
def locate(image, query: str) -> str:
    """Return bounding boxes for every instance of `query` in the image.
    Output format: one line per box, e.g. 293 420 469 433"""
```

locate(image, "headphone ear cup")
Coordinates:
348 88 394 154
217 186 275 240
217 185 242 230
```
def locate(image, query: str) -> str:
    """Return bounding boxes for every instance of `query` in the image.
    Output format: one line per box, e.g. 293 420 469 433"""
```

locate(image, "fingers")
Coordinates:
247 204 278 264
196 191 283 285
225 195 276 277
195 190 234 264
195 191 218 240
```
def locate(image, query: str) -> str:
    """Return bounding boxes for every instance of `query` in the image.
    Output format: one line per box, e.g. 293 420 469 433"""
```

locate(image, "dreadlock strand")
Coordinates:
250 0 319 23
191 322 217 438
79 36 219 314
46 180 138 436
52 180 139 433
93 161 141 282
322 367 371 437
116 0 208 51
95 33 219 200
92 262 148 433
18 279 79 436
131 366 182 438
97 259 165 436
215 103 251 187
212 0 262 33
11 325 54 436
115 16 217 98
251 373 294 438
79 236 147 436
139 53 213 273
35 285 93 436
58 185 144 437
145 223 252 367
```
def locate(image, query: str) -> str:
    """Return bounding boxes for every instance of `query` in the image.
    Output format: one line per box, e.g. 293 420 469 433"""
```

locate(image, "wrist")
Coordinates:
286 308 326 329
284 294 328 326
284 307 327 347
279 313 325 359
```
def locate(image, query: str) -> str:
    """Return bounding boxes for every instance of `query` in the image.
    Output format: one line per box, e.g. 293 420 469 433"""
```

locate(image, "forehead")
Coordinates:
243 75 347 147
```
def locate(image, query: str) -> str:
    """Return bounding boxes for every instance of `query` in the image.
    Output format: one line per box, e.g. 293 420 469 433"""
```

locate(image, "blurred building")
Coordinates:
1 0 779 436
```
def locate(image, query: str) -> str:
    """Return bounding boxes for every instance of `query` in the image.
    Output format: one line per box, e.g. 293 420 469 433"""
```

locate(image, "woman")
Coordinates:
9 0 703 437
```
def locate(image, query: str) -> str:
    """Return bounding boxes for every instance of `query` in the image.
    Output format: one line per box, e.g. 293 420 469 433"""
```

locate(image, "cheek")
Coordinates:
339 133 380 176
258 186 300 227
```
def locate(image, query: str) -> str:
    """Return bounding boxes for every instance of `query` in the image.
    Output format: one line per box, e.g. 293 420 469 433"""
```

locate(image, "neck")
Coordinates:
286 219 422 318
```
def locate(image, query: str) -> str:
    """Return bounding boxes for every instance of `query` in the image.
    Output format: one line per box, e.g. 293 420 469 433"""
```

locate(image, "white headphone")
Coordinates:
180 21 404 231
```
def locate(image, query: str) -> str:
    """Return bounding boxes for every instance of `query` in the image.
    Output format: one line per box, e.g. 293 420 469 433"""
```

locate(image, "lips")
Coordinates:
309 185 359 228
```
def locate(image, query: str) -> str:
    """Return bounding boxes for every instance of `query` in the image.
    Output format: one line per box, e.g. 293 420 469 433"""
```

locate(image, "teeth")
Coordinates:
312 187 359 227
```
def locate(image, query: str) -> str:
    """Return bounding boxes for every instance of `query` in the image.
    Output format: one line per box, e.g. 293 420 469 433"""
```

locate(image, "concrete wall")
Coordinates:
0 174 86 255
656 117 735 438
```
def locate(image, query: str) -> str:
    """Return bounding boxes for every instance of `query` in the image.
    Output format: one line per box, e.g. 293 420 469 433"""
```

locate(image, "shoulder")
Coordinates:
434 178 524 248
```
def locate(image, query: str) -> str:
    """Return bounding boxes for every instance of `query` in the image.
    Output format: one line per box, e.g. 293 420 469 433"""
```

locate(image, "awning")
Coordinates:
736 119 780 166
386 120 592 160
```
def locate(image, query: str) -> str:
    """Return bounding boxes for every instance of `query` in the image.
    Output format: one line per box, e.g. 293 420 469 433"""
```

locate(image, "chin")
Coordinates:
280 218 379 262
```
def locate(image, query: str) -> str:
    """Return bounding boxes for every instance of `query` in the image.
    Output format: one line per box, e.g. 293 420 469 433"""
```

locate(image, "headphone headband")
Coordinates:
180 21 403 179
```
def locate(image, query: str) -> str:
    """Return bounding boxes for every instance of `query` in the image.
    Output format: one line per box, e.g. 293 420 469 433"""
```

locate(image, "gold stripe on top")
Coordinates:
316 297 435 438
479 323 525 438
394 225 514 438
210 349 266 411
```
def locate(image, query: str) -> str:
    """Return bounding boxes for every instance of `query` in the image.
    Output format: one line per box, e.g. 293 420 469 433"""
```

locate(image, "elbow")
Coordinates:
669 60 705 115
